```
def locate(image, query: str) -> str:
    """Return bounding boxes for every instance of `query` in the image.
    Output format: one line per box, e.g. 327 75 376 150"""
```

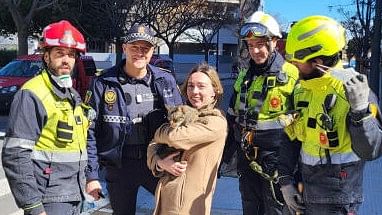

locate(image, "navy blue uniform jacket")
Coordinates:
86 61 183 180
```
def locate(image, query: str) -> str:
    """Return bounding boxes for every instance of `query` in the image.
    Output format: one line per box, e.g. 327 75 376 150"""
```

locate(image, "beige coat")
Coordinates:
147 109 227 215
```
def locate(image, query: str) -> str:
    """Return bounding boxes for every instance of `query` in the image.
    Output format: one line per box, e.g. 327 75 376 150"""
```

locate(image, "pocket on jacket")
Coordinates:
56 120 73 143
160 173 187 210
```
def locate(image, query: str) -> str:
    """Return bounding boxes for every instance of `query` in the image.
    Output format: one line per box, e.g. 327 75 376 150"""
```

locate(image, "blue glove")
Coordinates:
280 184 305 213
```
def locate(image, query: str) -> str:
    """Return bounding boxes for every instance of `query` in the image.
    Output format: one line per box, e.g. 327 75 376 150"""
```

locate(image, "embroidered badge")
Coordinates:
84 90 92 104
138 26 145 34
319 132 328 145
270 96 280 109
105 90 116 111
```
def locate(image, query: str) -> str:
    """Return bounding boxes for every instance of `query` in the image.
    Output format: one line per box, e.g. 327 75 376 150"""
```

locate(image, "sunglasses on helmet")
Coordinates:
240 23 269 38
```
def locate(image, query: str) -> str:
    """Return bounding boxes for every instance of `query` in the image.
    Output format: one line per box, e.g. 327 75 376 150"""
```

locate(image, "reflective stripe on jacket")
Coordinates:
285 67 365 204
2 70 88 213
286 72 360 165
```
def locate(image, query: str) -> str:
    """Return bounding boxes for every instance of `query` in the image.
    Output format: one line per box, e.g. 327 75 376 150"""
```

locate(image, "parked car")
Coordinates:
0 54 96 112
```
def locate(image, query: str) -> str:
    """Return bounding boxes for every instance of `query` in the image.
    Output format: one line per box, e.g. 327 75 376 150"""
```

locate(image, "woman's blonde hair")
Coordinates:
180 63 224 106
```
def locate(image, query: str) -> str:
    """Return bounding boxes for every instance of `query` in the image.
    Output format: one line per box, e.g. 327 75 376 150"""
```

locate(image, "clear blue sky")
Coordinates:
264 0 356 31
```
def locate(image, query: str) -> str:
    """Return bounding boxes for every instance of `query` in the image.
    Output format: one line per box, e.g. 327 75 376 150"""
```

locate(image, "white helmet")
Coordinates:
240 11 282 39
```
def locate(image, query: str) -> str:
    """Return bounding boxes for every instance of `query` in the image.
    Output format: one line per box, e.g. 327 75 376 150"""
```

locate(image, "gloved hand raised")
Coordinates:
344 74 369 112
280 184 305 214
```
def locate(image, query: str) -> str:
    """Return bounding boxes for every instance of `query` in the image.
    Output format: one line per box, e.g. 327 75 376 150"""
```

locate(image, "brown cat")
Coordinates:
156 105 220 161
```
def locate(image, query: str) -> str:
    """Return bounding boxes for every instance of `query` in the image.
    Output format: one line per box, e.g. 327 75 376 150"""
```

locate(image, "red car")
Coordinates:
0 54 96 112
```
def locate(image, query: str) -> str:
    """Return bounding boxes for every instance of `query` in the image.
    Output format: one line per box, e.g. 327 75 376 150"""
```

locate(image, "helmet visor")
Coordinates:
240 23 269 39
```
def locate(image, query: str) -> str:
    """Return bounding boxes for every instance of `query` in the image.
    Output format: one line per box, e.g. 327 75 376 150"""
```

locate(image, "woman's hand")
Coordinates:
86 180 102 200
157 152 187 176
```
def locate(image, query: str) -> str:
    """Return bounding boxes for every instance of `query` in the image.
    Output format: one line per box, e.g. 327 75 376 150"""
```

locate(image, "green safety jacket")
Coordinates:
285 72 360 165
283 66 370 204
233 61 298 128
2 70 88 214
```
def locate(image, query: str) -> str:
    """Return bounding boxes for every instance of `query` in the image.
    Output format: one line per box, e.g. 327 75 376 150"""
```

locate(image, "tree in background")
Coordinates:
338 0 375 72
1 0 243 64
335 0 381 96
141 0 208 59
369 0 381 97
184 2 238 62
64 0 136 63
0 0 61 55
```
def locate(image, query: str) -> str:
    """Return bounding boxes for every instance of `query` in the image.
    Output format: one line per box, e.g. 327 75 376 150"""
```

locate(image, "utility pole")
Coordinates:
370 0 382 99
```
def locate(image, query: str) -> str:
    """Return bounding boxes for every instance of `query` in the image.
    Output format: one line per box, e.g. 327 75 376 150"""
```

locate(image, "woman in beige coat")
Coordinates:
147 63 228 215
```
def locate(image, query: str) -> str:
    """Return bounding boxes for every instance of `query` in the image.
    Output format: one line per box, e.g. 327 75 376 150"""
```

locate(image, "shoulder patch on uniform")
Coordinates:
158 67 172 73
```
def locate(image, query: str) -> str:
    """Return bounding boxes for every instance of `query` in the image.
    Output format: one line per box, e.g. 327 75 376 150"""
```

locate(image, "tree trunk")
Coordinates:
168 43 174 60
17 27 29 56
370 0 382 98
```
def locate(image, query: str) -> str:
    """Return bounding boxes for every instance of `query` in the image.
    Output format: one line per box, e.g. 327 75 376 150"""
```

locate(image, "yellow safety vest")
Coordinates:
22 70 88 161
285 73 360 165
233 62 298 123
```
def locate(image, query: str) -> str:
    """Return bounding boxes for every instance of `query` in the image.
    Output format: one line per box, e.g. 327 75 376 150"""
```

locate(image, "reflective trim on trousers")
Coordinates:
31 149 88 162
3 137 35 149
300 150 361 166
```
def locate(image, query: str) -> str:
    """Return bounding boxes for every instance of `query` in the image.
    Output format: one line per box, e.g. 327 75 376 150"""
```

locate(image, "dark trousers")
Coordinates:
305 202 360 215
239 169 289 215
105 158 158 215
42 201 81 215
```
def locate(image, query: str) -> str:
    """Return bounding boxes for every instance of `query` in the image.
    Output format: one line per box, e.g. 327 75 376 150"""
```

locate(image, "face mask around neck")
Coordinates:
50 74 73 88
315 63 359 82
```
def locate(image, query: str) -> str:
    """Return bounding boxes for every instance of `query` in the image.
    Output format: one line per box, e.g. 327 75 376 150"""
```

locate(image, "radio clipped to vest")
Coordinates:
82 90 96 124
317 94 339 149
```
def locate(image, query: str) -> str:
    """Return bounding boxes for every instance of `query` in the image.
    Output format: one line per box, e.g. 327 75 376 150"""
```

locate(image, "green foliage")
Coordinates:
0 49 17 67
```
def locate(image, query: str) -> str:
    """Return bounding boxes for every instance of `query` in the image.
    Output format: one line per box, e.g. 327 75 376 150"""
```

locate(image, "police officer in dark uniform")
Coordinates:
85 24 183 215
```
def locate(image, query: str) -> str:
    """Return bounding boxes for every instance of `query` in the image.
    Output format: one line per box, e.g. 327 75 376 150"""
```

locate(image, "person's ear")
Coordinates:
122 43 128 52
44 52 49 64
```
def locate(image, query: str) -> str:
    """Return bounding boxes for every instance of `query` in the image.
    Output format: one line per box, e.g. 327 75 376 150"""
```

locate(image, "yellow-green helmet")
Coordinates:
285 15 346 63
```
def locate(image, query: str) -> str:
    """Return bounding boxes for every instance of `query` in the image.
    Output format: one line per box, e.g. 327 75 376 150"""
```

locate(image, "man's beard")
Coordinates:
47 62 72 76
299 68 325 80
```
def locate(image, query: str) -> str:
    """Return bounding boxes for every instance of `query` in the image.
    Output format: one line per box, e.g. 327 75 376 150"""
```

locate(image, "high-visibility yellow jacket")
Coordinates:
2 70 88 214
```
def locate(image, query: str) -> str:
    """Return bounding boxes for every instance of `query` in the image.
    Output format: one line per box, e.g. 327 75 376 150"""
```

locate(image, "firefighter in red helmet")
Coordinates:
2 20 92 215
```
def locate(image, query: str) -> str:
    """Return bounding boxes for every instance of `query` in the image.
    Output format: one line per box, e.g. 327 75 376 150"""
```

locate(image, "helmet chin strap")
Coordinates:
267 39 274 58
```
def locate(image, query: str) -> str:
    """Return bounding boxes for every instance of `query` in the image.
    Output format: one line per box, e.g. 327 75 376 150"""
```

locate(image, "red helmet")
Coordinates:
42 20 86 53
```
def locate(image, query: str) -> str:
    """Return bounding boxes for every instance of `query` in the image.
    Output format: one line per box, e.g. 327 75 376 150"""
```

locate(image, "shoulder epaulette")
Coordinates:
158 67 172 73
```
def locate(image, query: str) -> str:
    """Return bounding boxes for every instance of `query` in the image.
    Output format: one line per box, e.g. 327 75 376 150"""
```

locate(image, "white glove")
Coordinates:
280 184 305 213
344 74 369 112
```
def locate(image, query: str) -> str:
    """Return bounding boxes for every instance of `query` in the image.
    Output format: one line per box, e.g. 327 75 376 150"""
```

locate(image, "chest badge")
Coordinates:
105 90 116 111
319 131 328 145
270 96 281 109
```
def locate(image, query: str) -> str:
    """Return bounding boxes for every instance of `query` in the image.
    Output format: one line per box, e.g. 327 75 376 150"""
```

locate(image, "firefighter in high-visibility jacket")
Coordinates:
222 11 299 214
1 20 93 215
278 15 382 215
